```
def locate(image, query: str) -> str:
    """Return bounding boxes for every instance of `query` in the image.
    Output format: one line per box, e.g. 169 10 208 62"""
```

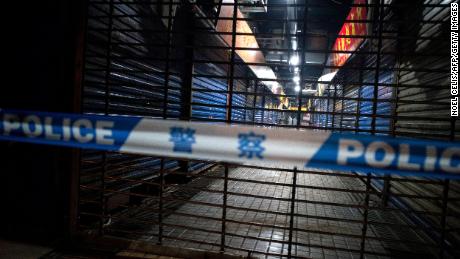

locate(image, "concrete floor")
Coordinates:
0 239 53 259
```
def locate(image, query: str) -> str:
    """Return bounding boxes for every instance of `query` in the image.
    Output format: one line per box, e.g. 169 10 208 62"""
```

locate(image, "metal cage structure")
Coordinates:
76 0 460 258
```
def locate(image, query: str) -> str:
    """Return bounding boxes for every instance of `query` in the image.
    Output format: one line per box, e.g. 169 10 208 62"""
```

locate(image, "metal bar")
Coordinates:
439 179 450 258
157 158 165 245
261 86 266 123
220 164 229 252
225 0 238 123
370 0 384 135
252 81 258 123
331 83 337 131
69 0 89 237
288 167 298 258
161 0 173 119
359 173 372 259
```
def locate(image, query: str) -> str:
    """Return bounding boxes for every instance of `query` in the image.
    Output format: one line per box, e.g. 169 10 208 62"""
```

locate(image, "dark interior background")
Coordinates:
0 0 85 243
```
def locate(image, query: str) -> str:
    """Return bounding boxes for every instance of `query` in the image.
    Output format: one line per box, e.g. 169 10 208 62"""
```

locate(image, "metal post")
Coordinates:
360 173 371 259
331 84 337 131
261 86 266 123
288 167 298 258
252 81 259 123
176 2 195 172
226 0 238 123
69 0 88 237
439 179 450 258
244 78 250 121
100 0 114 235
371 0 384 134
296 0 309 129
179 7 194 121
220 164 229 252
355 54 364 133
339 85 345 133
381 175 391 207
325 90 330 129
158 158 165 245
162 0 174 120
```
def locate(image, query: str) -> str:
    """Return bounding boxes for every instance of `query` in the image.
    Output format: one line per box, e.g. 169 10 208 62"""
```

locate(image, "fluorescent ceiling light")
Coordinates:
289 55 299 66
295 85 301 92
293 76 300 83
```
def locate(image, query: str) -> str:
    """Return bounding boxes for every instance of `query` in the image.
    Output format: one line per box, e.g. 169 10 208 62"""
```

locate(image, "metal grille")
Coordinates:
77 0 460 258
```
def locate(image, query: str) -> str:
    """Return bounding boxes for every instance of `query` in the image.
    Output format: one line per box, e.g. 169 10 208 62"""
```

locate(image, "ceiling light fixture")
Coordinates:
289 55 299 66
293 76 300 83
295 85 301 92
292 41 297 51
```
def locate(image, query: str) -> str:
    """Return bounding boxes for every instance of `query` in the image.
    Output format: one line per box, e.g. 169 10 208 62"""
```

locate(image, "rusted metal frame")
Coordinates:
179 6 194 121
287 167 298 258
220 164 229 252
92 174 444 201
331 84 338 131
244 77 250 121
370 0 384 135
359 173 372 259
252 80 258 123
176 2 196 173
225 0 238 123
162 0 173 119
325 90 331 128
70 0 90 237
96 40 449 58
90 1 451 9
81 195 442 232
439 179 450 258
89 12 451 25
355 64 364 134
81 180 446 216
84 57 452 81
339 84 345 133
83 80 450 105
79 208 440 249
99 0 115 235
296 0 309 128
261 86 267 123
157 158 165 245
381 67 400 207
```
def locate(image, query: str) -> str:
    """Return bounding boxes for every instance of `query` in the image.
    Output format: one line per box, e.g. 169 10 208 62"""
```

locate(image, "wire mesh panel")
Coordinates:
77 0 459 258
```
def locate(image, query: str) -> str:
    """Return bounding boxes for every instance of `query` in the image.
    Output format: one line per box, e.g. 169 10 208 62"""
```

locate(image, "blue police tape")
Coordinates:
1 109 459 179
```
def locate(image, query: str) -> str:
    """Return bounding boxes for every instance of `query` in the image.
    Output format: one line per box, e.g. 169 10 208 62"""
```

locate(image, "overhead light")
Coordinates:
295 85 301 92
292 41 297 51
294 67 300 72
289 55 299 66
293 76 300 83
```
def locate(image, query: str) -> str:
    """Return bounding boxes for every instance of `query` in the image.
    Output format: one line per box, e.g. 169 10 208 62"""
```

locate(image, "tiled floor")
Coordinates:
108 166 435 258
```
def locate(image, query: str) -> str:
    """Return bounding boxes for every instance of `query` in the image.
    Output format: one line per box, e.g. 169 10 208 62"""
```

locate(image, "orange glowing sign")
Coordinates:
330 0 367 68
